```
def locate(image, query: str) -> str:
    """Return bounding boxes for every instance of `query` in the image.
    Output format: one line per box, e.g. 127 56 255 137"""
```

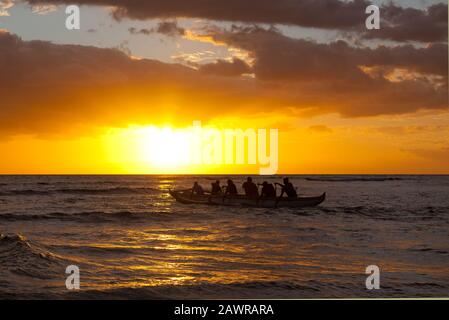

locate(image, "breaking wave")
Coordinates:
0 234 61 261
0 234 67 280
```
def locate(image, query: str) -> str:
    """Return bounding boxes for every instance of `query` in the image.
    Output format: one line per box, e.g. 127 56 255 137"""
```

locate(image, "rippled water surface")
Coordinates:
0 175 448 299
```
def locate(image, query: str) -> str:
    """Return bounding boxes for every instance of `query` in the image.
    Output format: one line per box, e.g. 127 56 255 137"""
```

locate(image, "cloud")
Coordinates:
362 3 448 43
308 125 333 133
196 26 448 116
129 27 151 35
155 21 185 37
199 58 251 77
0 31 274 136
172 51 220 66
407 147 449 164
26 0 448 42
129 21 185 37
0 0 14 16
0 30 447 138
376 125 449 135
30 4 57 14
204 26 448 82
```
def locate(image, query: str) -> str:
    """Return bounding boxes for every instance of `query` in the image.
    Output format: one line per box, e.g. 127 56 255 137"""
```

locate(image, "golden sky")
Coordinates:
0 1 448 174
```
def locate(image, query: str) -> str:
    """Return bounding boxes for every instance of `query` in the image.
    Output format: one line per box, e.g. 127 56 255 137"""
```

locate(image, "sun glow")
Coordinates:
138 127 192 168
103 126 193 172
102 121 281 174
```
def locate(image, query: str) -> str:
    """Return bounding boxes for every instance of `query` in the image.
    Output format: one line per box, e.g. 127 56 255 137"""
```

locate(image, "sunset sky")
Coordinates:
0 0 448 174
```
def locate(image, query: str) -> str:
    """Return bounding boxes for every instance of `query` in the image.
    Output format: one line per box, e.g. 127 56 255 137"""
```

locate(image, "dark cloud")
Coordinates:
0 31 263 136
199 58 251 77
0 30 447 137
363 42 448 78
28 0 367 27
129 21 185 37
155 21 185 37
128 27 152 36
363 3 448 42
207 26 448 82
202 26 448 116
27 0 447 42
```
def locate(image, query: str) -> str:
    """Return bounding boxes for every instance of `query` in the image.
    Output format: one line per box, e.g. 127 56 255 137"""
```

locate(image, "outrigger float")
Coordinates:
169 190 326 208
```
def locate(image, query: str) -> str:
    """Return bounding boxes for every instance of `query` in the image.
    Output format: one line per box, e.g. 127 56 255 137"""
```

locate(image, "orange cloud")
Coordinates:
0 30 447 138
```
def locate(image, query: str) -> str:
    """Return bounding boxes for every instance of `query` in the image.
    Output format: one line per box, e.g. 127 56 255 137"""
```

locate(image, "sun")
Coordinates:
137 126 192 169
103 125 193 172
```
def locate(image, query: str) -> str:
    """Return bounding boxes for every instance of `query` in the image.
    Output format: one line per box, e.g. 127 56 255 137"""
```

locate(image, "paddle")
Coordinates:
256 183 263 205
274 183 285 208
221 185 227 204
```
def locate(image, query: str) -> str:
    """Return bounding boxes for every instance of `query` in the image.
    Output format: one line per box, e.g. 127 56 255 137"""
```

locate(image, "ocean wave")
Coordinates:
0 210 175 222
60 278 420 299
0 187 160 196
0 234 67 280
314 205 449 223
2 203 447 223
0 190 51 196
408 247 448 255
61 280 325 299
0 234 56 260
56 187 160 195
305 177 404 182
53 244 154 256
0 233 77 300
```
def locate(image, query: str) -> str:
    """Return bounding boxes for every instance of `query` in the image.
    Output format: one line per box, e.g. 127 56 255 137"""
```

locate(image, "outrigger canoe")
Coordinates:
169 190 326 208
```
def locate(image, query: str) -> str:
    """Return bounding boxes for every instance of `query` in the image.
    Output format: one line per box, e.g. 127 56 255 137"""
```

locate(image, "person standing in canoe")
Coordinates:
275 178 298 198
242 177 259 198
191 181 205 195
225 179 238 196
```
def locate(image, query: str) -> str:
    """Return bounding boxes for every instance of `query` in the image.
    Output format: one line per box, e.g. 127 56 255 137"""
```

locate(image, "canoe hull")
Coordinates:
169 190 326 208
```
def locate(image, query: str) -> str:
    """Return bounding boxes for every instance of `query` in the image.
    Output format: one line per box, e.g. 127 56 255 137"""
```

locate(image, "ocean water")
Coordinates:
0 175 448 299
